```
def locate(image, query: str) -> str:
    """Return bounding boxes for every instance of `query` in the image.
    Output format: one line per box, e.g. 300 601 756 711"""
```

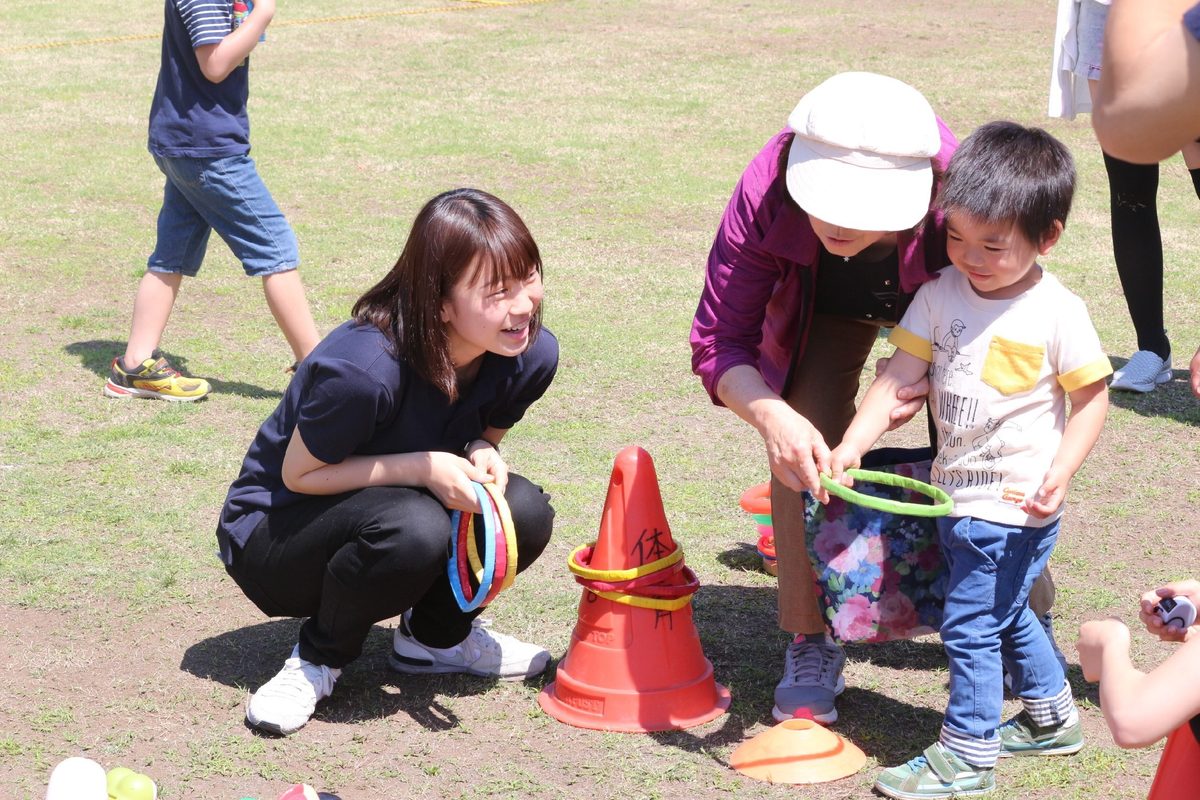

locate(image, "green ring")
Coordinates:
819 468 953 518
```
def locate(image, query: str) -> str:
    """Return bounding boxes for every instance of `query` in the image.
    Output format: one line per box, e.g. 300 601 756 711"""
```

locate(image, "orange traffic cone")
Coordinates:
1148 718 1200 800
730 718 867 784
538 446 731 732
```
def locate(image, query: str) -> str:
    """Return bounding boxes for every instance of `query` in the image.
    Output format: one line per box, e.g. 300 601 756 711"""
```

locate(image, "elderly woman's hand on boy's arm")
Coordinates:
1139 580 1200 642
874 356 930 429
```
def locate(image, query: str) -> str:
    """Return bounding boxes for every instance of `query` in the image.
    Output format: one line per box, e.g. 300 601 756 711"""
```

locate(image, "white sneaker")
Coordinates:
389 613 550 681
246 646 341 735
1110 350 1171 392
772 633 846 723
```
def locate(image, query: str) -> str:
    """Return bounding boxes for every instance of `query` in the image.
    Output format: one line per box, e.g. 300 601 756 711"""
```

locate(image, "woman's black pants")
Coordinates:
225 474 554 668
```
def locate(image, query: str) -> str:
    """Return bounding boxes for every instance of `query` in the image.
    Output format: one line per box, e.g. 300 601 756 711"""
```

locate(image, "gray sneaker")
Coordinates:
1110 350 1171 392
389 613 550 681
772 633 846 723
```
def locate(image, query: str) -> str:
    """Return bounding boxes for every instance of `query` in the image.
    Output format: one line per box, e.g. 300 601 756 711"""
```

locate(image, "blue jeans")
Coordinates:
148 153 299 278
938 515 1065 742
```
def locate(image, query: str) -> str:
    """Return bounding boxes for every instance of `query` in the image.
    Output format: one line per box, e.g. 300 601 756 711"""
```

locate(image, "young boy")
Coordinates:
105 0 319 402
825 121 1112 799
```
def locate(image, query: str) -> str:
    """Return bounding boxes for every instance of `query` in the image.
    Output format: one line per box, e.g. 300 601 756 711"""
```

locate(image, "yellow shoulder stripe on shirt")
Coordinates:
1058 357 1114 392
887 327 932 362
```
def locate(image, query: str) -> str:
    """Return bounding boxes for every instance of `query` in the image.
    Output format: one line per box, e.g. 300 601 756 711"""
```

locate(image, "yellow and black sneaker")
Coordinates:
103 356 211 402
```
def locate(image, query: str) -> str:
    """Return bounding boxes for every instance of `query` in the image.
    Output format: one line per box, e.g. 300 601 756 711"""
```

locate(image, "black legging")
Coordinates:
1103 152 1200 360
226 474 554 668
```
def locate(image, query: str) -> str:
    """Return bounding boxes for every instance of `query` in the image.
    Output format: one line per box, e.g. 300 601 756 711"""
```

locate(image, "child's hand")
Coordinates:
1139 580 1200 642
819 444 862 504
1077 617 1131 682
426 451 493 512
1023 465 1070 518
465 439 509 495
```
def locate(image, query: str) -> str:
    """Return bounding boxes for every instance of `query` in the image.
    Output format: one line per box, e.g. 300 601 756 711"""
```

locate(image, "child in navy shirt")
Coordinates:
105 0 319 402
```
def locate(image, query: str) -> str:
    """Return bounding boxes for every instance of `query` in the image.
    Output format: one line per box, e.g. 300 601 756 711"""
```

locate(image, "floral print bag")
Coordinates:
804 447 947 644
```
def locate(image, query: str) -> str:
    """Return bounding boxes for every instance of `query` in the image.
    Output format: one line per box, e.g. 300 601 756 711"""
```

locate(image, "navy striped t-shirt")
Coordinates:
148 0 251 158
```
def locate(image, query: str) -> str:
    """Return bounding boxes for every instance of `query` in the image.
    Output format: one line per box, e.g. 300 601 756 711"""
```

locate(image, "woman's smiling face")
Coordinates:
441 256 544 367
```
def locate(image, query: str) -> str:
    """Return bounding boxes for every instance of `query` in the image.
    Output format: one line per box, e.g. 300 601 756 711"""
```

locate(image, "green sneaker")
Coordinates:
998 711 1083 757
104 355 210 402
874 743 995 800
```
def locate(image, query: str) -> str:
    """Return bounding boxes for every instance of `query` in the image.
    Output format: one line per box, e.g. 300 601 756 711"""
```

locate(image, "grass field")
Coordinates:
1 1 1199 798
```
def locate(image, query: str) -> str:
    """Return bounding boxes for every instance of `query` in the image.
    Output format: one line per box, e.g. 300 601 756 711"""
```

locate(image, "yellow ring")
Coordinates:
588 589 693 612
465 513 484 579
482 482 519 591
567 542 684 581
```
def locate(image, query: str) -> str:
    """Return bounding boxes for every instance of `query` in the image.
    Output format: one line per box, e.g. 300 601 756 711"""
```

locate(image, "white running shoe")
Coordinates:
1110 350 1171 392
246 646 341 736
389 613 550 681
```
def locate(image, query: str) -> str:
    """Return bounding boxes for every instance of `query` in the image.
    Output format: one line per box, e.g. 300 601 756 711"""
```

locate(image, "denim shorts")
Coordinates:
148 153 300 278
1073 0 1109 81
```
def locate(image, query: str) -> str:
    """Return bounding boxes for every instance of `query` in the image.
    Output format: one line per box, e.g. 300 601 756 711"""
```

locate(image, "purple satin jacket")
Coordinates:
690 123 958 405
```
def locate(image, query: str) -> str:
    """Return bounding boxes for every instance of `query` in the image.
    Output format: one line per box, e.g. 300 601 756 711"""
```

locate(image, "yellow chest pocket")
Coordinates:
981 335 1045 395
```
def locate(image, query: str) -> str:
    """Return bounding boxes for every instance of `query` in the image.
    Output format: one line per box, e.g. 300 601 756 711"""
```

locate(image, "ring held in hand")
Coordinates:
819 468 952 517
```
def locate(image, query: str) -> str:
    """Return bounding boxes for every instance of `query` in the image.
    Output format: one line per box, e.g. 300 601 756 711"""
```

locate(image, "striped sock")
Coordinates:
940 724 1000 768
1020 681 1078 728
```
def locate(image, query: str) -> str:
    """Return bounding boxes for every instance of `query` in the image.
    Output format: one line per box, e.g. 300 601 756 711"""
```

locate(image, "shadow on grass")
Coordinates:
181 619 508 733
1106 356 1199 426
65 339 282 400
715 542 766 573
644 684 945 768
684 585 949 764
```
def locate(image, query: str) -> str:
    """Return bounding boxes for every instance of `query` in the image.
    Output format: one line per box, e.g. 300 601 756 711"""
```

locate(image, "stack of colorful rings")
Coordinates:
447 481 519 612
567 542 699 611
738 483 776 576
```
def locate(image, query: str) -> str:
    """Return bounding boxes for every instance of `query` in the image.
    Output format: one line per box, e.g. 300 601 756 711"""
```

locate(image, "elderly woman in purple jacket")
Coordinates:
690 72 958 723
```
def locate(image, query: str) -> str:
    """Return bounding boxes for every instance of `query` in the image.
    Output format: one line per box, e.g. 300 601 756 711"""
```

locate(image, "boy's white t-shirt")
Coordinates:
889 267 1112 527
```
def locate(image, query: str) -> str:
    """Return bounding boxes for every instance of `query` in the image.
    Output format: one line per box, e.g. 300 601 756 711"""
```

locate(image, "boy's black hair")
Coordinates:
935 121 1076 245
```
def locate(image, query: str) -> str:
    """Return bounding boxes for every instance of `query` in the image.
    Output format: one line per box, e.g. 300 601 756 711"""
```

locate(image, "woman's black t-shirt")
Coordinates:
216 320 559 563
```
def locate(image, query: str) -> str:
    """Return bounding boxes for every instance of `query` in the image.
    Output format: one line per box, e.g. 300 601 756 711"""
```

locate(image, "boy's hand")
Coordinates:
1077 617 1131 682
820 443 863 504
1023 464 1070 517
1139 580 1200 642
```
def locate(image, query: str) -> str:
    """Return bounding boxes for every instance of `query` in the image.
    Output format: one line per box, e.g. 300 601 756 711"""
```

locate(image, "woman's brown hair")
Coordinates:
352 188 542 401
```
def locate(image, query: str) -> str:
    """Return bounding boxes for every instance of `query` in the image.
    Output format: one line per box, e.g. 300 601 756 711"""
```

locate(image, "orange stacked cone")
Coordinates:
538 446 731 732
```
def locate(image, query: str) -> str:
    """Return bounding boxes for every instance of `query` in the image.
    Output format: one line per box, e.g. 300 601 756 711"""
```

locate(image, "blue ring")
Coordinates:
447 482 498 612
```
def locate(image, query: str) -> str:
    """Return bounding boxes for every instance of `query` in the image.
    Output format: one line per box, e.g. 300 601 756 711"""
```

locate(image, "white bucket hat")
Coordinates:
785 72 941 232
